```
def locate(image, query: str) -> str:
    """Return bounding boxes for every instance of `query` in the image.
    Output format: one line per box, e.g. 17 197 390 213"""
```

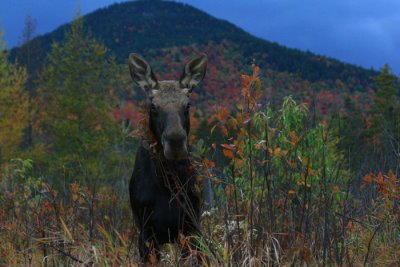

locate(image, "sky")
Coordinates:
0 0 399 75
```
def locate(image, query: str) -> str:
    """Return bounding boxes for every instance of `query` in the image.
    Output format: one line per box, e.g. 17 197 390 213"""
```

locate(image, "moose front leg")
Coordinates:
138 228 160 265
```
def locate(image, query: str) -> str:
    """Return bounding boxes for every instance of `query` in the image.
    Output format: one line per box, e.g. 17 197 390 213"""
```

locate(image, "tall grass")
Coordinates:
0 66 398 266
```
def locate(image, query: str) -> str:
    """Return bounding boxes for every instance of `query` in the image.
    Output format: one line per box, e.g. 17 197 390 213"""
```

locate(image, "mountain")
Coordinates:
11 0 378 93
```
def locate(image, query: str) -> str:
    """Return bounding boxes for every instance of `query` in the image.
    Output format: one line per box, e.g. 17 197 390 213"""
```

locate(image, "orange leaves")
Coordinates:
346 220 354 232
362 172 374 184
387 170 397 184
289 131 300 146
234 159 244 168
71 182 79 202
332 185 340 193
274 147 282 157
221 125 229 137
222 149 234 159
203 158 215 168
361 170 399 201
221 144 236 159
267 147 285 157
220 144 236 151
208 106 231 125
254 140 266 150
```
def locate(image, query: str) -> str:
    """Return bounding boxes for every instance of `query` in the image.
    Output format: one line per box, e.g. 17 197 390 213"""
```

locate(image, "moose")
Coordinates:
128 53 208 262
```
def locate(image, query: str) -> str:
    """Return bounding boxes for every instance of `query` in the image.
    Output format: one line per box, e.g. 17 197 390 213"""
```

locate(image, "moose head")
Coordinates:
129 53 207 160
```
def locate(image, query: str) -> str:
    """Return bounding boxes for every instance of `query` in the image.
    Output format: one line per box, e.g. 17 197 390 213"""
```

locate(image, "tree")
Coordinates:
37 17 122 186
365 64 400 171
374 64 398 113
19 14 37 71
0 31 29 167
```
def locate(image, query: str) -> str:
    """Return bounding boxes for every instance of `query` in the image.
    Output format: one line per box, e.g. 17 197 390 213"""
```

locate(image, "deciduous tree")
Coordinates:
0 32 29 166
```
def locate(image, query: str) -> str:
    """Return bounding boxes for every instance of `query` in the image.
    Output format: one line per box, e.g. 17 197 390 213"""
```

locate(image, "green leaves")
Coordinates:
0 33 29 164
36 17 123 186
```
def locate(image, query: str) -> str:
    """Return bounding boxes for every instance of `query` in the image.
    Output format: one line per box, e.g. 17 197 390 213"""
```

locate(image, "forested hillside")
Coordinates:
11 0 377 91
1 1 399 266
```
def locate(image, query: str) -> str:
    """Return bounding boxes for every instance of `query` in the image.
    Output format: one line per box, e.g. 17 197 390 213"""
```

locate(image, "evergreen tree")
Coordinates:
374 64 398 113
37 17 121 186
0 31 29 166
365 64 400 171
368 65 399 139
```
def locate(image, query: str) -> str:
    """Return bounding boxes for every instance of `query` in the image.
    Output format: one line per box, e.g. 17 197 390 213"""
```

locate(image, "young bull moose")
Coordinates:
128 53 208 262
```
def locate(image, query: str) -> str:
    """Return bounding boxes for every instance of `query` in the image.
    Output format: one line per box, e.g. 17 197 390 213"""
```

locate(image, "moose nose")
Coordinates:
162 131 188 160
164 132 186 150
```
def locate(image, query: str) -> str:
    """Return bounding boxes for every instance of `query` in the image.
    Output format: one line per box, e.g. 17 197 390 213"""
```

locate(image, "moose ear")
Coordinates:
129 53 159 92
179 53 208 91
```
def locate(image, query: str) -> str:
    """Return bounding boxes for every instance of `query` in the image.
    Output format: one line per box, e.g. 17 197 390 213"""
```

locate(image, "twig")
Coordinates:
363 222 383 266
334 212 373 229
46 243 90 267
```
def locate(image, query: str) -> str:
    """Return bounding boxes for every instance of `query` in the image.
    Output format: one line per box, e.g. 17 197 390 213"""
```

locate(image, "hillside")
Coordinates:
11 0 378 92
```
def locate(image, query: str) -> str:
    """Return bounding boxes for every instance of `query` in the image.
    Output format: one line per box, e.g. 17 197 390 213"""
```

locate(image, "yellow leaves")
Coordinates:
60 217 74 242
288 190 296 195
210 124 217 135
189 134 196 145
228 117 238 130
67 113 78 120
95 124 102 131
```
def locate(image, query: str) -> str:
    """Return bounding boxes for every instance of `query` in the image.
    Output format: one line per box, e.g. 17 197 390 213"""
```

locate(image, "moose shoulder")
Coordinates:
128 53 207 262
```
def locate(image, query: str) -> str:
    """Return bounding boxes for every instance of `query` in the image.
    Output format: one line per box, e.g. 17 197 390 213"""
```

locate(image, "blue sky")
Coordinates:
0 0 399 75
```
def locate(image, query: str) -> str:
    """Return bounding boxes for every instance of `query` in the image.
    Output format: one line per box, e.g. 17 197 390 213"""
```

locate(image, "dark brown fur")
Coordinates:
128 53 207 262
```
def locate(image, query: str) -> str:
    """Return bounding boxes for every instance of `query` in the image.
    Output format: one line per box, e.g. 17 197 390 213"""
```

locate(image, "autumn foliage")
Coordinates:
1 17 399 266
